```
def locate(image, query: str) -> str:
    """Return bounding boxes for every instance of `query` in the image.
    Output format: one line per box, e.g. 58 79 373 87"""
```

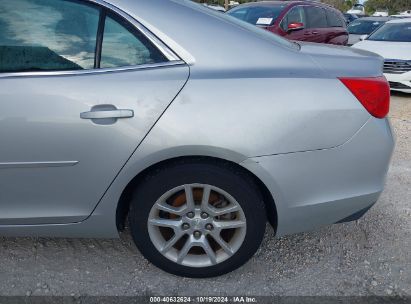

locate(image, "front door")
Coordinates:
0 0 189 225
281 6 311 42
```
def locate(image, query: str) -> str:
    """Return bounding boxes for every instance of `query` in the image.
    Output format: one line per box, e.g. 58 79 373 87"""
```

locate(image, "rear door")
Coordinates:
0 0 189 225
303 6 328 43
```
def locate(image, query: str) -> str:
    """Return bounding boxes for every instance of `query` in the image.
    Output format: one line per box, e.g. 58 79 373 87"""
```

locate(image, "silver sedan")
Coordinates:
0 0 394 277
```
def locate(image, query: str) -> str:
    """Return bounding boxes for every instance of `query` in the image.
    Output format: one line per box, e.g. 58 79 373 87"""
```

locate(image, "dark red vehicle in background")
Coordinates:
227 1 348 45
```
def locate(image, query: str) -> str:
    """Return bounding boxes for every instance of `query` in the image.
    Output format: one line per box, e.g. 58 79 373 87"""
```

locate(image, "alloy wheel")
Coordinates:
147 184 247 267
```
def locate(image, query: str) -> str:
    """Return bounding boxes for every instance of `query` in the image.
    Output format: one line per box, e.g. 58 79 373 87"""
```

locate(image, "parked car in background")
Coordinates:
227 1 348 45
391 11 411 18
390 15 409 19
372 9 389 17
399 10 411 16
347 17 391 46
347 4 366 16
229 0 240 7
0 0 394 278
343 13 359 24
353 18 411 93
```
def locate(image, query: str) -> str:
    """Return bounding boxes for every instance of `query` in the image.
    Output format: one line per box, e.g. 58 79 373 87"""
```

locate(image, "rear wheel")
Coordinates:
128 160 267 277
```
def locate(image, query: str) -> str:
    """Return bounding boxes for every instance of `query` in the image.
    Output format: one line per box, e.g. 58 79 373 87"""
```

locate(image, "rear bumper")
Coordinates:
386 72 411 93
241 117 395 236
337 202 376 223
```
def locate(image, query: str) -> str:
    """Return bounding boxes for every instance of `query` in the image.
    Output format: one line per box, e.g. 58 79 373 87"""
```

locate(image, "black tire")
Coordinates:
128 159 266 278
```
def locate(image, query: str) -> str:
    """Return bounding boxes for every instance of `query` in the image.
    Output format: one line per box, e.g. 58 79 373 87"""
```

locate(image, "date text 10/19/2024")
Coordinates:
150 297 258 303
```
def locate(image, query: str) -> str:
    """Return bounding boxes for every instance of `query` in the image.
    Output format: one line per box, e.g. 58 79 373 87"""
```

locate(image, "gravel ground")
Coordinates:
0 93 410 297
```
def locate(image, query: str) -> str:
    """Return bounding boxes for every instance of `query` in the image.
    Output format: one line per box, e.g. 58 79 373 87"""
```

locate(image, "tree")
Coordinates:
364 0 410 14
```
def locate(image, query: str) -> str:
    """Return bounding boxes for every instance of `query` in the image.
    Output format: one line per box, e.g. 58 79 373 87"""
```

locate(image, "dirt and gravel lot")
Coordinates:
0 93 410 297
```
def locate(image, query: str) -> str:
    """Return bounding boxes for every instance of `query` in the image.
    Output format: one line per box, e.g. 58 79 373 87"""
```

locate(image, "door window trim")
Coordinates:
0 0 183 78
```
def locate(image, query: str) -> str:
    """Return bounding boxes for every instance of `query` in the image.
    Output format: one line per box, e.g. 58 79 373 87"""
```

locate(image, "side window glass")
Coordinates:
281 7 306 31
100 14 167 69
229 8 248 21
0 0 99 73
305 6 328 28
326 10 344 27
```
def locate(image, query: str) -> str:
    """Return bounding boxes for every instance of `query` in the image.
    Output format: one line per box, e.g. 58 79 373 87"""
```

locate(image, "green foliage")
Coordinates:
364 0 410 15
321 0 357 12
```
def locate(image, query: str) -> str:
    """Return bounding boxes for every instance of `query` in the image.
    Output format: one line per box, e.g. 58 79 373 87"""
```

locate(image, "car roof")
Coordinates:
386 18 411 23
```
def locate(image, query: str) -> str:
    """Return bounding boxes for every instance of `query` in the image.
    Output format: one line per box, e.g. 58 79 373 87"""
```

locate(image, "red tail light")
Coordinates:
339 76 390 119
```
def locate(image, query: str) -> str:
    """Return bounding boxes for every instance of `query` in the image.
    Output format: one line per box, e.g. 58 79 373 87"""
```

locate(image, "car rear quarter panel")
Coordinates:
136 76 370 159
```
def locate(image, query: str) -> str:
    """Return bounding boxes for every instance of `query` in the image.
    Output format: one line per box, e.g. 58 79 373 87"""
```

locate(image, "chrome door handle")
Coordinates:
80 109 134 120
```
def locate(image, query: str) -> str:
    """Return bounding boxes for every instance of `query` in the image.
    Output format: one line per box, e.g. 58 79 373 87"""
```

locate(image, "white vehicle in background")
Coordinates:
203 4 226 12
347 4 366 16
391 10 411 18
353 18 411 93
347 17 391 46
372 9 389 17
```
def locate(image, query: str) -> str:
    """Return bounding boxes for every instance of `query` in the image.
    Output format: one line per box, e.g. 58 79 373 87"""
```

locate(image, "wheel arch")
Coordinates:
115 156 278 232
